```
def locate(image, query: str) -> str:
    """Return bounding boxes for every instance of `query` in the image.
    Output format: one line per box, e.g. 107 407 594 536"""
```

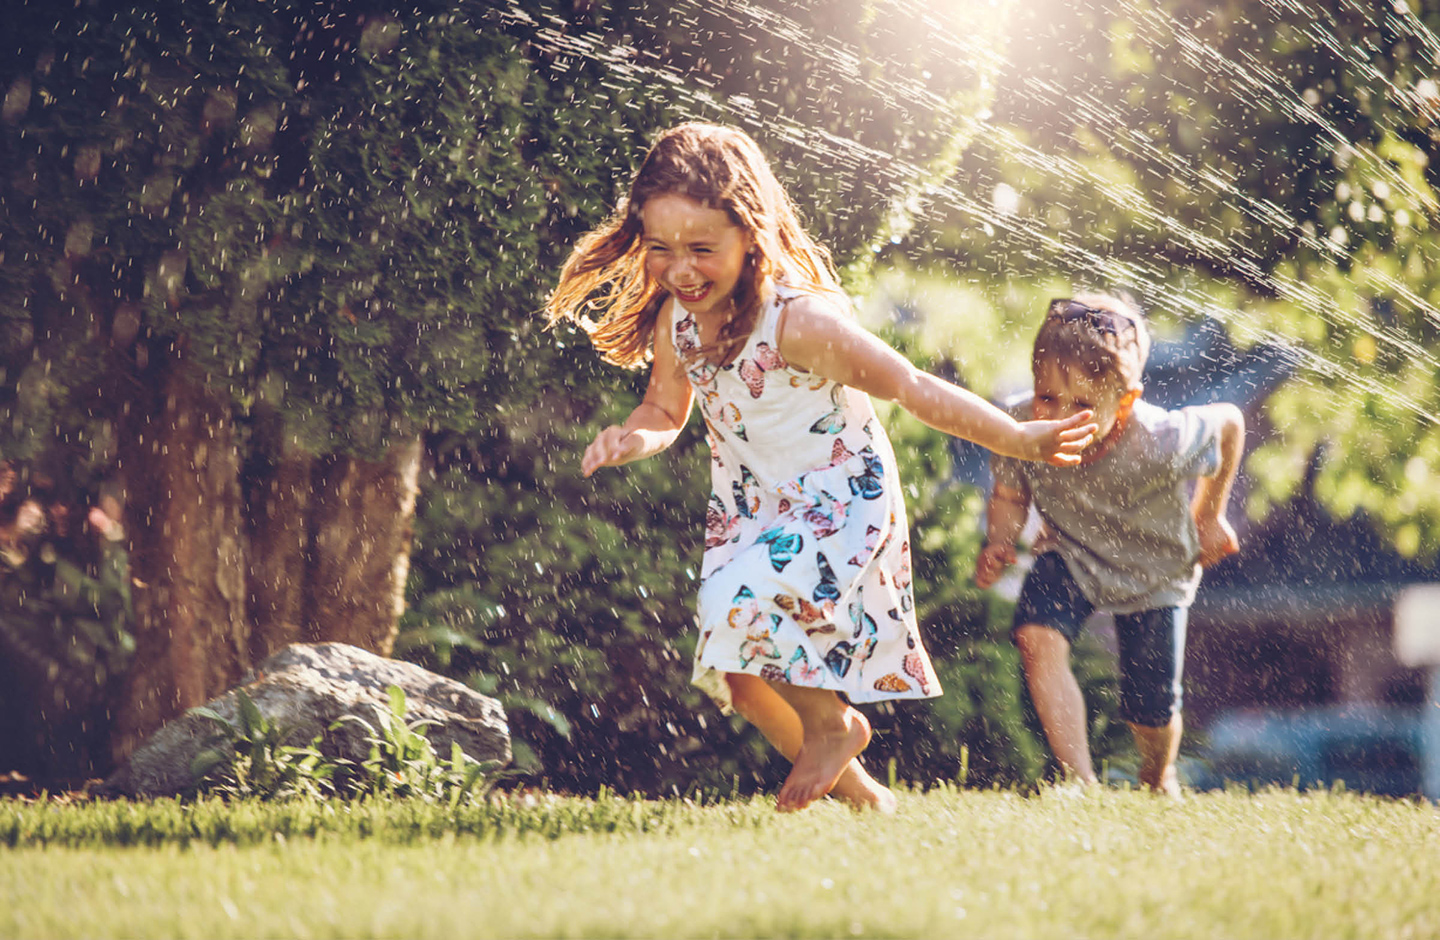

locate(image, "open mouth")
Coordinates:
673 283 711 304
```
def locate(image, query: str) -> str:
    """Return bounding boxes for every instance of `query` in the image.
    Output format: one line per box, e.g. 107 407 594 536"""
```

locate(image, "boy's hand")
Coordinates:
975 541 1017 588
582 425 643 477
1195 513 1239 567
1017 411 1098 466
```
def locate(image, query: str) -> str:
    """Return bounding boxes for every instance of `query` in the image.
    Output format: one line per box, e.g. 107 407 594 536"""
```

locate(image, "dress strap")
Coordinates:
754 284 799 352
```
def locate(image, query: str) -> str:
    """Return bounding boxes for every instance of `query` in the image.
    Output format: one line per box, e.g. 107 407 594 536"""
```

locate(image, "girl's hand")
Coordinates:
975 541 1017 589
1195 513 1239 567
1017 411 1098 466
581 425 644 477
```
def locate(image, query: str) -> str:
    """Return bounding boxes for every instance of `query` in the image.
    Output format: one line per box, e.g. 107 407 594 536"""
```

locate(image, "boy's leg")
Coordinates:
1015 624 1098 784
1116 607 1187 797
761 681 870 812
1011 552 1098 785
1129 714 1183 797
725 672 894 811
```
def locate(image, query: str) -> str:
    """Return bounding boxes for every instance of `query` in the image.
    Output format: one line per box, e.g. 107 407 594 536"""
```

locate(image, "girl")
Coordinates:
546 122 1096 812
975 293 1245 796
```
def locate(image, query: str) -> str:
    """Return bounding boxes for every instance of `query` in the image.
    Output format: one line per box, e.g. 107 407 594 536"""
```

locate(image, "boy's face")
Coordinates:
1032 362 1129 452
640 193 752 319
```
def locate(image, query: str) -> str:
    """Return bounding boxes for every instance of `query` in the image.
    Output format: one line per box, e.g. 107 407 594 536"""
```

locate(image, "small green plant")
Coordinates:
190 690 336 801
332 685 500 805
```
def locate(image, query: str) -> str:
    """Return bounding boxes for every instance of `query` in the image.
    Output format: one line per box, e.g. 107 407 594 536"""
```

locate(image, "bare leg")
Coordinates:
1130 713 1183 797
1015 624 1098 785
760 681 871 812
725 673 894 812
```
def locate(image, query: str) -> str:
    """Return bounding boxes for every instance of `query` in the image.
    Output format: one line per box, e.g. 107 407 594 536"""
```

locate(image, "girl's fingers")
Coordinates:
1056 420 1098 443
582 427 633 476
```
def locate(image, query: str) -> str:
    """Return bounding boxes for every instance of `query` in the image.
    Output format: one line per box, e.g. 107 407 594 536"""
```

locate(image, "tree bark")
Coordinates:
244 428 312 664
303 437 423 656
111 359 249 762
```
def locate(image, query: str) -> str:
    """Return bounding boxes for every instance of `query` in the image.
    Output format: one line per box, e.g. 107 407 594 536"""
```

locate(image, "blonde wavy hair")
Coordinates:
545 122 842 369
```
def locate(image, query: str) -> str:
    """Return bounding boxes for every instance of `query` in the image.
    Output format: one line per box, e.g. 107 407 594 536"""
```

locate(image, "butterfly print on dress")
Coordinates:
732 465 761 519
756 527 803 572
705 492 741 548
736 342 786 398
774 593 835 632
848 449 884 500
801 489 846 539
813 552 840 603
786 647 825 685
808 385 847 435
848 524 883 567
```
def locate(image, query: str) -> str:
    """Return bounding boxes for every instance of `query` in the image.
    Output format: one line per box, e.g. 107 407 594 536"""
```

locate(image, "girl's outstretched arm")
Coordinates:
581 299 695 477
777 295 1096 465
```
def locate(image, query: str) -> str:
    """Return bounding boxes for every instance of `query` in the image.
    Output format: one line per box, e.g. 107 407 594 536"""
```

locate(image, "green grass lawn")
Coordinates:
3 786 1437 939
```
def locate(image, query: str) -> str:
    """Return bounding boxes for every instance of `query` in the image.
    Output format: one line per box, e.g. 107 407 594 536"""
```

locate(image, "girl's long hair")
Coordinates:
545 122 842 369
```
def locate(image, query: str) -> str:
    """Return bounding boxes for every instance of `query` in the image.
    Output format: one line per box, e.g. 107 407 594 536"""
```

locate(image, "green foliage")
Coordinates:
331 685 500 804
0 0 663 459
191 685 499 805
924 0 1440 559
401 401 724 795
190 691 336 802
0 516 136 778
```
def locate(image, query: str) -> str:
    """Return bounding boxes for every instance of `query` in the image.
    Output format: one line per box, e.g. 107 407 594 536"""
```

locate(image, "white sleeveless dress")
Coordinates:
680 286 942 711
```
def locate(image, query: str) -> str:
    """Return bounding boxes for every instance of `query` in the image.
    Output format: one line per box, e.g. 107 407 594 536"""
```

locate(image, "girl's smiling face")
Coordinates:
640 192 752 318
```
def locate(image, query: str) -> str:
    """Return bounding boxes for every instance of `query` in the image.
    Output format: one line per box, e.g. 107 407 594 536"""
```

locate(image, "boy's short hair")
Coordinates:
1032 291 1151 392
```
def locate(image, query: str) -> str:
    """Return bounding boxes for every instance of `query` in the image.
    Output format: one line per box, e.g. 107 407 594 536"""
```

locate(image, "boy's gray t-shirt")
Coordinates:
992 397 1224 614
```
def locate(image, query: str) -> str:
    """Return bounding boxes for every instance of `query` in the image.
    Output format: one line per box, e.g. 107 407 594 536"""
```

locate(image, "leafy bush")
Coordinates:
190 691 336 802
331 686 500 805
191 686 498 804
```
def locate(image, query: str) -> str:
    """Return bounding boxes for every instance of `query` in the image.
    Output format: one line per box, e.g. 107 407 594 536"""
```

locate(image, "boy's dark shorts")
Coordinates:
1012 552 1187 728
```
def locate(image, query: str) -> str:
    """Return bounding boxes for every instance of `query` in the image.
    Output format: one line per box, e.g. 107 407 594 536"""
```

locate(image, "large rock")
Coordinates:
103 642 510 797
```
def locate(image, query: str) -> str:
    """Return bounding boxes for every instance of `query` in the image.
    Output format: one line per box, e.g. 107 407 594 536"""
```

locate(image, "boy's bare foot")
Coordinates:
1150 766 1183 799
830 761 897 813
776 707 870 812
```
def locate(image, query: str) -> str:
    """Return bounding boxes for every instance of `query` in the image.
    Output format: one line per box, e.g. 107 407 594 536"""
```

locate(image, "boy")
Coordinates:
976 294 1245 795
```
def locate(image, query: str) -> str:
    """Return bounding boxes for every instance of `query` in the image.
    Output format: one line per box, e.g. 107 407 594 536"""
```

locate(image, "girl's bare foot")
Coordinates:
830 761 897 813
776 707 871 812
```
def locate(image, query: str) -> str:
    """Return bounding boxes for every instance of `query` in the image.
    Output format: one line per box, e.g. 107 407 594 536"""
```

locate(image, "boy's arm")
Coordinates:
1190 402 1245 566
976 480 1029 588
581 300 694 477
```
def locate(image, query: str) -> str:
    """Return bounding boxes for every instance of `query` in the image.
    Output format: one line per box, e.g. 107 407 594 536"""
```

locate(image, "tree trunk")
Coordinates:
108 357 424 767
245 427 313 665
303 438 423 656
111 359 249 762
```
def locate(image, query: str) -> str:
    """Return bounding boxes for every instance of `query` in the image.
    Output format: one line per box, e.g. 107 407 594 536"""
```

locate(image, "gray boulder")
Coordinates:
103 642 510 797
